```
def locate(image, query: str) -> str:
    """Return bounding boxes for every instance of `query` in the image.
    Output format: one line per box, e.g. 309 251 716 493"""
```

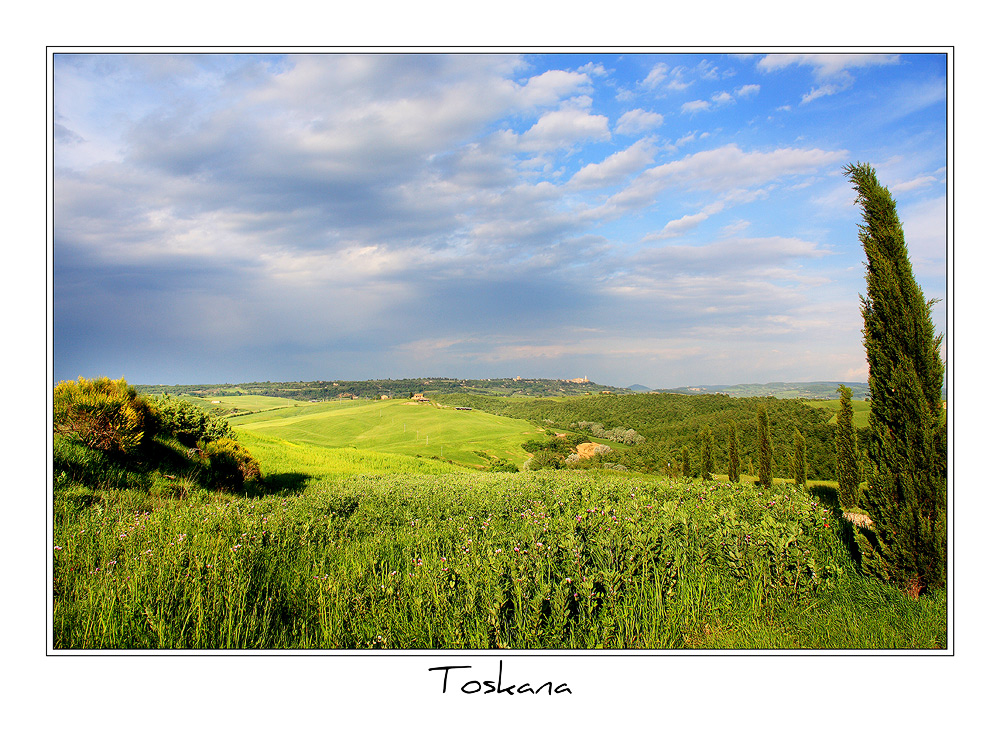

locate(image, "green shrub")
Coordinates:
528 450 564 470
486 457 519 472
202 438 262 489
152 394 235 446
53 377 155 455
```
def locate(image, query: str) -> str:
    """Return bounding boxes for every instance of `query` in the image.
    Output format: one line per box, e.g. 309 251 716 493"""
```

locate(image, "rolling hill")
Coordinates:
186 394 546 470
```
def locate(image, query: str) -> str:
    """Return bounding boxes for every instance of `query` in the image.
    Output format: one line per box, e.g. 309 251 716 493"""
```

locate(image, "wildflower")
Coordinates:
53 546 62 551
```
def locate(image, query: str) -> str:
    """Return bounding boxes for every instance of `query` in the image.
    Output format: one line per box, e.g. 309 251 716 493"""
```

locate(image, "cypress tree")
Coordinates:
700 426 713 480
727 422 740 482
681 446 691 478
845 162 947 596
836 384 860 509
757 405 772 489
793 429 807 488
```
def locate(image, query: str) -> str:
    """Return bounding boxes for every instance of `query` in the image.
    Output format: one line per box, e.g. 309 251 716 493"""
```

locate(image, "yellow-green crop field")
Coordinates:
212 397 545 470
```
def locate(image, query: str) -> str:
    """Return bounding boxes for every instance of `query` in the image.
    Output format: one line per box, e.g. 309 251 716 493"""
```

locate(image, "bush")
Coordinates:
202 438 262 489
152 394 235 446
486 457 519 473
53 377 155 455
528 450 564 471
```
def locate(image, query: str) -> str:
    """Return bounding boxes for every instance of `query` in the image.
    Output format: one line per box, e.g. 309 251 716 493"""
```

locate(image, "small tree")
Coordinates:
836 384 861 508
793 429 807 488
700 426 714 480
727 422 740 482
846 162 947 596
681 446 691 478
757 405 772 489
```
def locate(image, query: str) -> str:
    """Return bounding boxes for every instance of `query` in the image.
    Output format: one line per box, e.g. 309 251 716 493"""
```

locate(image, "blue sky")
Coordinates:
52 51 948 388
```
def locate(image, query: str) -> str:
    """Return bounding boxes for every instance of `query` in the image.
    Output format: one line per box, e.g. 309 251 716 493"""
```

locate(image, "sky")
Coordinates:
52 50 949 388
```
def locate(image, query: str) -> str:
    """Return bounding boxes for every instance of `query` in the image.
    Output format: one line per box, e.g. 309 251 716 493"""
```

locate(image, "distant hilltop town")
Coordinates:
513 375 589 383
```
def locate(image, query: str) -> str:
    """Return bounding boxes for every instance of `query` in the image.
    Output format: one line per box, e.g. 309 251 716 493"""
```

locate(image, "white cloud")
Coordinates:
695 60 720 79
518 70 590 106
735 84 760 97
672 132 698 148
584 142 843 224
681 88 744 115
614 108 664 135
647 211 712 239
801 83 848 104
891 174 938 193
640 143 846 194
517 108 611 152
681 99 711 114
757 53 900 78
722 219 751 235
569 139 658 189
577 62 609 77
758 53 900 106
641 63 690 92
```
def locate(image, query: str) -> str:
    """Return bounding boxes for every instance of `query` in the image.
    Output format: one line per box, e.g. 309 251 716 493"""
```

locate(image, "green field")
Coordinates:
804 398 871 429
222 397 545 469
178 393 305 414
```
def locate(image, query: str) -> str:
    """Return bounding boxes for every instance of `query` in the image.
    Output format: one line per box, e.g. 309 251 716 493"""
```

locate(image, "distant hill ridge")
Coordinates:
137 377 871 401
633 381 870 399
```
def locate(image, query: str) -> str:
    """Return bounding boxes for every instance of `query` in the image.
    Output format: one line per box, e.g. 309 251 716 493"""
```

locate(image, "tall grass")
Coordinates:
53 471 945 649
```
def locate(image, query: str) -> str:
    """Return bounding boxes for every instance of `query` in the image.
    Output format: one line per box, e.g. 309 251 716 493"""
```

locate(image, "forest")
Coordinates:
432 390 854 482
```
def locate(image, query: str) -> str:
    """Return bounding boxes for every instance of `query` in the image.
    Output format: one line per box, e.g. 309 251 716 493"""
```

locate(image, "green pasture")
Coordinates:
228 398 544 469
181 394 306 415
804 398 871 429
235 429 469 487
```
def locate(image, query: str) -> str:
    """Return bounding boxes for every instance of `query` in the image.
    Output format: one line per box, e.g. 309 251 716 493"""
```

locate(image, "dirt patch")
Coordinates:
576 442 612 459
843 511 872 529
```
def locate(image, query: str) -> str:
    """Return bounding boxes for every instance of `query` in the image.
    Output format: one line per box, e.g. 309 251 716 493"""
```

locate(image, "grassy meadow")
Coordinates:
51 390 947 650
